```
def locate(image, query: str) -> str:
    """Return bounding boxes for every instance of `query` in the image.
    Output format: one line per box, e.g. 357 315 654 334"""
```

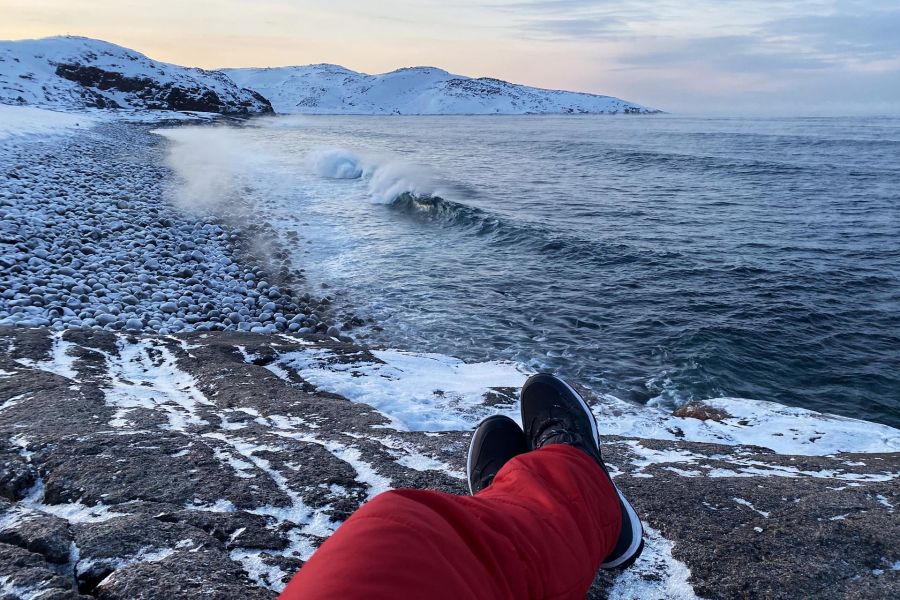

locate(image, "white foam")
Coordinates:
366 160 441 204
306 148 364 179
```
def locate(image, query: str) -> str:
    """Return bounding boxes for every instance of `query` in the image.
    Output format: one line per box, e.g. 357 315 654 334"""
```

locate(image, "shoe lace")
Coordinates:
534 417 585 450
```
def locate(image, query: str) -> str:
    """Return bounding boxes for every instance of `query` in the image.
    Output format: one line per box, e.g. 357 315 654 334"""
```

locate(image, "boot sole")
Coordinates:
601 488 645 569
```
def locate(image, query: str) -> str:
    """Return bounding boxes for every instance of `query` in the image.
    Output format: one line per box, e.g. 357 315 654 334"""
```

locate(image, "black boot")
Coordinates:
520 373 644 570
466 415 528 495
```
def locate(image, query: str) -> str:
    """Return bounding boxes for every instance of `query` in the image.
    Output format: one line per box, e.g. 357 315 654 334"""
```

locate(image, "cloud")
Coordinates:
766 10 900 60
487 0 643 40
517 16 625 40
616 35 834 74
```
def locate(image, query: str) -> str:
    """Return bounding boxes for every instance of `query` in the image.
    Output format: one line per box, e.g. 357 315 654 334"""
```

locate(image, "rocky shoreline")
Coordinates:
1 122 898 599
0 120 356 339
2 327 897 599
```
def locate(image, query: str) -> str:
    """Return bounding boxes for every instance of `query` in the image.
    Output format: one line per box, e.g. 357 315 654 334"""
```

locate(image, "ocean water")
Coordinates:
163 115 900 428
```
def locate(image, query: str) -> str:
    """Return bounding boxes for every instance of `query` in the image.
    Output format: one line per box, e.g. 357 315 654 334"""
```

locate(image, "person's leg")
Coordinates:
279 443 619 600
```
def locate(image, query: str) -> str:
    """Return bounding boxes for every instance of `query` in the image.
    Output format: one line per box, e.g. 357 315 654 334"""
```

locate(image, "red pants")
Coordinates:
280 444 621 599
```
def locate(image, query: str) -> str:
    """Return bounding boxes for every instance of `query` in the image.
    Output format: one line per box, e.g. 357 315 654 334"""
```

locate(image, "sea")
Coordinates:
161 115 900 428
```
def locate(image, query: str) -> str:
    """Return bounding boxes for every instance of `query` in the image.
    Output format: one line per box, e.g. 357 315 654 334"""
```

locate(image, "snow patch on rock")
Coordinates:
607 524 704 600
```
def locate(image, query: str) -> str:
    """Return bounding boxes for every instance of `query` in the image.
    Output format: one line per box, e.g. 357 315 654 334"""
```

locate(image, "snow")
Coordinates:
229 547 290 591
375 436 466 479
83 546 176 583
202 432 321 527
223 64 657 115
101 338 213 431
260 343 900 455
732 497 770 518
0 36 269 113
620 439 899 482
273 347 528 431
14 333 79 380
307 438 393 500
16 475 129 524
0 104 97 139
607 524 704 600
0 576 55 600
596 393 900 456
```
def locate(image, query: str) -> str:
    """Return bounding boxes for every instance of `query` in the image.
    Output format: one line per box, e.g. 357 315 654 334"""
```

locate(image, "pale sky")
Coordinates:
2 0 899 114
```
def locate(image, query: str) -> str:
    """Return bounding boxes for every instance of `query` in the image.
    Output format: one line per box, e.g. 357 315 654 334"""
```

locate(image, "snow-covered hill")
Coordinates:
0 36 272 114
223 64 658 115
0 36 656 116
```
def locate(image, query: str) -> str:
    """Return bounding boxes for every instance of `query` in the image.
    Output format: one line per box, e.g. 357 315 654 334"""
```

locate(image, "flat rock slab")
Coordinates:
0 326 897 599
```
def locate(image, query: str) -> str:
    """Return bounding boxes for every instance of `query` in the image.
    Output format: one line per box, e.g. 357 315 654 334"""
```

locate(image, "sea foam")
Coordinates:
306 148 364 179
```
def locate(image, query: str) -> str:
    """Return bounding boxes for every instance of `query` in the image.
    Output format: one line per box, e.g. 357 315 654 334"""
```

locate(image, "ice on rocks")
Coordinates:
606 524 704 600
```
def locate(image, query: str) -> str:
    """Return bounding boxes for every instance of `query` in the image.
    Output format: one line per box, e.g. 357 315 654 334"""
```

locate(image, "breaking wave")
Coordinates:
306 148 364 179
305 147 653 267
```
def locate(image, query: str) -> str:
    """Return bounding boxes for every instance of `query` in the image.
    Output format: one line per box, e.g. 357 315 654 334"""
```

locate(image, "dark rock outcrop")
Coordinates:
0 326 897 599
0 36 273 114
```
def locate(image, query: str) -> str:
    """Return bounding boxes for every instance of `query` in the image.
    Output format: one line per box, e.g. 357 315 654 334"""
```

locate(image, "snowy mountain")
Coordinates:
0 36 272 114
0 36 656 116
223 64 658 115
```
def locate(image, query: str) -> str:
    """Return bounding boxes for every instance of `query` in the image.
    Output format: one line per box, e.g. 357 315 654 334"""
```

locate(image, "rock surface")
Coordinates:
0 327 897 599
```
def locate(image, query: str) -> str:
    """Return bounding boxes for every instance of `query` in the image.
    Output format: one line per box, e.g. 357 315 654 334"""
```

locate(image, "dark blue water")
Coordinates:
182 115 900 427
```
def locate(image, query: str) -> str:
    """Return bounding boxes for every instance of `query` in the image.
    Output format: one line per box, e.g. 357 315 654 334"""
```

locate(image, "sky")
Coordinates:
1 0 899 114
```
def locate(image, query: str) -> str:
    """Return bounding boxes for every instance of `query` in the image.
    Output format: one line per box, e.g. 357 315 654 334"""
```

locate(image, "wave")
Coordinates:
306 148 364 179
365 160 445 205
305 147 655 267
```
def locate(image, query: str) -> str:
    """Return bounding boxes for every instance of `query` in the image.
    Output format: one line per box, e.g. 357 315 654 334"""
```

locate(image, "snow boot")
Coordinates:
520 373 644 570
467 415 528 495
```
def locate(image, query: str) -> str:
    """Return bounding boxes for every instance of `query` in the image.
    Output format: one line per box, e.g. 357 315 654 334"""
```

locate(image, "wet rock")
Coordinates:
93 548 275 600
157 509 288 551
0 542 85 599
0 443 37 500
36 431 290 510
0 511 73 563
74 515 221 591
672 401 732 422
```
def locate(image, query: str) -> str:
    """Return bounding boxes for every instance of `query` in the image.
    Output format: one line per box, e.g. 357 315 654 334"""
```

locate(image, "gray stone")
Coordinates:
0 512 73 563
